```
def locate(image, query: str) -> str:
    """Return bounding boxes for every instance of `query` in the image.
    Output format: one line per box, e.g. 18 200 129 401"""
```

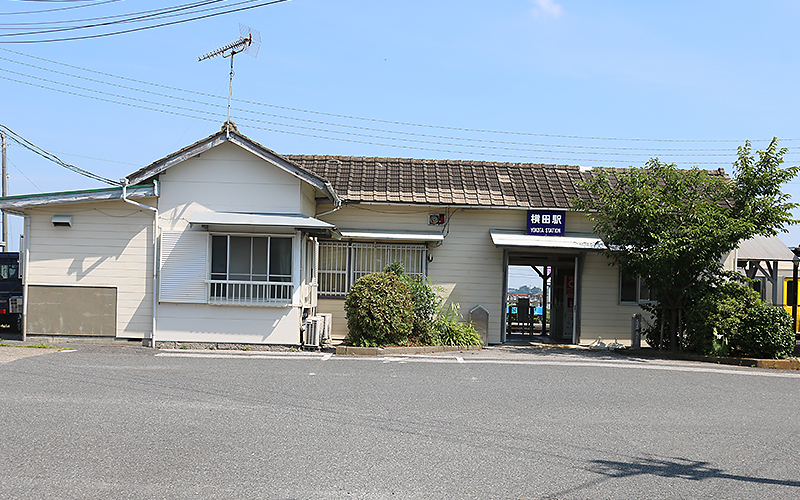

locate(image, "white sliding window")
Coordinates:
208 234 294 306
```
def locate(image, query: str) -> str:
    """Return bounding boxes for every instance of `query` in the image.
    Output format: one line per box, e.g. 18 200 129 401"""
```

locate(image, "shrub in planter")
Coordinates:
729 304 794 359
344 272 413 347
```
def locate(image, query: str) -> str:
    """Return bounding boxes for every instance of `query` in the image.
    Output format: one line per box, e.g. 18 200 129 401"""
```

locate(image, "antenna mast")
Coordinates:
198 24 261 134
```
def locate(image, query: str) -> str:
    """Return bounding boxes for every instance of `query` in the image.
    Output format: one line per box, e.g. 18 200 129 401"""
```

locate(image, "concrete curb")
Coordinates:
619 349 800 370
335 345 483 356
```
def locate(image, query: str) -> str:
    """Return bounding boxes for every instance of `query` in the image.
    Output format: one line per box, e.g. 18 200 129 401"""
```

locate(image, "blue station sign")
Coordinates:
527 210 565 236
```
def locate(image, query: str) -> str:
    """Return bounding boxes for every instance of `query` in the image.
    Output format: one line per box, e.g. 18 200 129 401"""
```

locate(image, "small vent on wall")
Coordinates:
52 215 73 227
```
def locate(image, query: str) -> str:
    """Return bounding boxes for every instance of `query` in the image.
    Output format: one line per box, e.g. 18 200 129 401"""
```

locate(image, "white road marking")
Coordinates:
156 352 327 360
154 351 800 379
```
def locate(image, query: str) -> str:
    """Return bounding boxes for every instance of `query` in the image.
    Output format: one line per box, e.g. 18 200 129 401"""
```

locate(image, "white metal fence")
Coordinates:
207 280 294 306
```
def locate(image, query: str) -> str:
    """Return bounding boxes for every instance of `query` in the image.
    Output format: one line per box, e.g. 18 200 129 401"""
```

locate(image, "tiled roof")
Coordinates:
285 155 598 208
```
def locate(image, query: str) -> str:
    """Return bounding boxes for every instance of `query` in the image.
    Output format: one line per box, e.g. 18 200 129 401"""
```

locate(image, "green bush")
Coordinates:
380 263 482 346
432 318 482 346
683 281 761 355
384 263 443 338
344 272 413 347
428 303 482 346
730 304 794 359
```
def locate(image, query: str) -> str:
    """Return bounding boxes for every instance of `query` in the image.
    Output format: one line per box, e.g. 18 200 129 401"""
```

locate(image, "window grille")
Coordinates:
318 241 427 297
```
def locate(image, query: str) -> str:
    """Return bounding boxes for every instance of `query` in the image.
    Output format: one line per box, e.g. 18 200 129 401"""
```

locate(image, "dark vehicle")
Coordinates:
0 252 22 334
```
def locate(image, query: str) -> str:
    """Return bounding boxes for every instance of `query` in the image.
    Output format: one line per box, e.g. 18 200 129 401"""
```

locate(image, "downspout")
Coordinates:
314 182 342 218
5 209 29 342
121 179 159 348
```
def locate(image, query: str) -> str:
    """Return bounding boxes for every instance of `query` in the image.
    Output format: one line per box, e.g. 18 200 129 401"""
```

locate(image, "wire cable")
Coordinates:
1 72 788 166
0 124 120 185
1 68 760 162
0 0 288 43
0 0 123 17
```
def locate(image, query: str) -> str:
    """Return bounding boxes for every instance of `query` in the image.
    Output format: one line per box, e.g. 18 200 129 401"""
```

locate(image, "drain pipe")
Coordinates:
314 183 342 218
4 209 29 342
121 179 159 348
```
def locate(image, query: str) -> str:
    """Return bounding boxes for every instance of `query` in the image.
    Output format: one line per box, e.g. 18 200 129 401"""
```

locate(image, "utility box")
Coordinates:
470 305 489 345
631 313 642 349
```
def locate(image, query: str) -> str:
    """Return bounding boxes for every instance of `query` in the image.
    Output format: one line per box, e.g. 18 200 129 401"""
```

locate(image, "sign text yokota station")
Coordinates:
527 210 565 236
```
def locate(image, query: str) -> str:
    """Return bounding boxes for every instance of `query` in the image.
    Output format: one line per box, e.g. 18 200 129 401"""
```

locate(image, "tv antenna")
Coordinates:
198 24 261 133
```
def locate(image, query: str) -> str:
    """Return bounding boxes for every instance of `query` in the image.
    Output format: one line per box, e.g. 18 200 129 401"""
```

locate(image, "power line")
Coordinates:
1 52 752 154
0 1 252 31
5 154 44 193
0 0 123 17
0 0 288 43
0 64 756 158
2 71 792 166
1 47 790 146
3 69 768 166
0 124 120 185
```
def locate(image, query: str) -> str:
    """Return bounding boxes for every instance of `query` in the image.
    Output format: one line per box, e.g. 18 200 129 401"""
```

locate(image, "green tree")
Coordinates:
573 139 798 351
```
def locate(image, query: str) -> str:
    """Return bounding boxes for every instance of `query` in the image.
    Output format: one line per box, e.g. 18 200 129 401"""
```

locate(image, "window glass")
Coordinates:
639 281 651 302
211 236 228 280
269 237 292 282
252 237 268 281
318 242 427 296
228 236 251 281
620 274 637 303
786 279 796 306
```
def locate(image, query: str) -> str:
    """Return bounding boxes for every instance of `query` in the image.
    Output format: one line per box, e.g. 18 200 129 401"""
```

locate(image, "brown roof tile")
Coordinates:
282 154 727 209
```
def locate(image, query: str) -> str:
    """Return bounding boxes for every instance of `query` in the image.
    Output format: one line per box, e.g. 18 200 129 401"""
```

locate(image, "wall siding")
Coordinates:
158 142 307 233
26 200 154 338
154 142 310 344
317 206 617 343
157 303 301 344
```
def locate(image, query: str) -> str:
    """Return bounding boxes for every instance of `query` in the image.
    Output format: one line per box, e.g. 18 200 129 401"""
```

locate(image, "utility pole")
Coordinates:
1 131 6 251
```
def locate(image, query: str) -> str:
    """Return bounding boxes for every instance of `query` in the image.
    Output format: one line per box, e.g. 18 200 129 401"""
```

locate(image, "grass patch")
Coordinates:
0 341 64 350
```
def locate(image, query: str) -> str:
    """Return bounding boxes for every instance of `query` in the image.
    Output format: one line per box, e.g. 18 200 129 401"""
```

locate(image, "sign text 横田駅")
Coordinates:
527 210 565 236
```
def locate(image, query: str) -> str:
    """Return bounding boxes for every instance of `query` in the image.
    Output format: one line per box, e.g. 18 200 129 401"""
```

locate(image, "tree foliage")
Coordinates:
573 138 798 351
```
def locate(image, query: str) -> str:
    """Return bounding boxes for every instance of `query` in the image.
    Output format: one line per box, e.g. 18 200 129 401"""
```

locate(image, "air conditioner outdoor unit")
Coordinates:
303 316 323 348
319 313 332 342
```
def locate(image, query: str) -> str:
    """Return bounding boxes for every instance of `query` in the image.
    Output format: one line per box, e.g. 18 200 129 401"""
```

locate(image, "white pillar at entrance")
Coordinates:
572 256 579 345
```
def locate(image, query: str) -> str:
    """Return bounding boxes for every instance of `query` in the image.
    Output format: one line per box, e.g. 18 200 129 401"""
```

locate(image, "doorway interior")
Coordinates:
505 252 577 344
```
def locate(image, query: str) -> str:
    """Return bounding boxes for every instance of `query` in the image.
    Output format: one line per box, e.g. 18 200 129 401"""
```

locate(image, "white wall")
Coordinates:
158 142 313 233
157 303 301 344
25 199 155 338
154 142 315 344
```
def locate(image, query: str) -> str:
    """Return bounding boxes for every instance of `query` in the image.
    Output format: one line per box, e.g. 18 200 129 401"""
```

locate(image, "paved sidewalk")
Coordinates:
0 344 62 363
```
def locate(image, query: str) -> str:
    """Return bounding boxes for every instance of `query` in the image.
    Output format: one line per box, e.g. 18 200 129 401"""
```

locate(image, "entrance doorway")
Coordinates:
504 252 579 344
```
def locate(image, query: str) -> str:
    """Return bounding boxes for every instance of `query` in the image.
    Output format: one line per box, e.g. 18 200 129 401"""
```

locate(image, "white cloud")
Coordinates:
530 0 563 19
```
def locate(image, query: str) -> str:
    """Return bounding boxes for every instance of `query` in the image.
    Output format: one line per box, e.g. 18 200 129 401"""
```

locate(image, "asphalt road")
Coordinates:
1 345 799 499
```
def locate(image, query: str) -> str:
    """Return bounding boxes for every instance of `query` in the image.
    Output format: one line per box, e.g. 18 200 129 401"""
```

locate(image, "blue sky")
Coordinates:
2 0 800 259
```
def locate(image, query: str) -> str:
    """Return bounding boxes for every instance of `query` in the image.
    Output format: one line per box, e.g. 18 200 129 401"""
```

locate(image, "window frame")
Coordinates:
619 271 654 305
207 232 296 305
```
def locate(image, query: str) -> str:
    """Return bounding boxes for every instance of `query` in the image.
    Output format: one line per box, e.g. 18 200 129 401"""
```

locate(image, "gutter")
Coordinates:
315 183 343 217
121 179 160 348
